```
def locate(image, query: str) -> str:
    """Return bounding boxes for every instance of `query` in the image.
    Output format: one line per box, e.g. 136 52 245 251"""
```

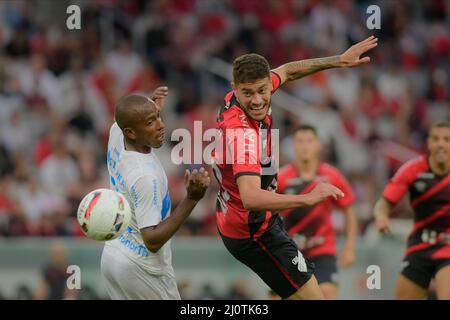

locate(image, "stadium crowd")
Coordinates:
0 0 448 241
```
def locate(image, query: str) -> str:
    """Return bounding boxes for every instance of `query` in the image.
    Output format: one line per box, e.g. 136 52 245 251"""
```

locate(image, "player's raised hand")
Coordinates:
339 36 378 67
185 167 210 201
305 182 344 206
151 86 169 109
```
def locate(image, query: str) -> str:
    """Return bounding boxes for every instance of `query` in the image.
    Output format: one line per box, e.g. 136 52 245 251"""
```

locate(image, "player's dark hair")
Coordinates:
115 94 154 130
430 121 450 130
232 54 271 84
293 124 318 137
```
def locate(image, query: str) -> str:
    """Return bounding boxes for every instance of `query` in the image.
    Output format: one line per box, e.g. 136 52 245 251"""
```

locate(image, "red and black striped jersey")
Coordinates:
213 71 281 239
277 162 355 258
383 155 450 258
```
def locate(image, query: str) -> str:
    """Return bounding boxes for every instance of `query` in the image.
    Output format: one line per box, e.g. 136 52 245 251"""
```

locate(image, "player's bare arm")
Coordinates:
236 175 344 212
373 197 393 234
339 206 358 268
272 36 378 84
141 168 210 252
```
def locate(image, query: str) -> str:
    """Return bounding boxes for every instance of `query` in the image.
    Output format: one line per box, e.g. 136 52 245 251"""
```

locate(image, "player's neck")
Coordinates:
124 138 151 154
429 157 450 175
295 159 319 177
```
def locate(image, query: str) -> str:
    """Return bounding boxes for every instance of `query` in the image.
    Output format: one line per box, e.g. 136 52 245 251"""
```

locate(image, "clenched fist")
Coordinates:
185 167 210 201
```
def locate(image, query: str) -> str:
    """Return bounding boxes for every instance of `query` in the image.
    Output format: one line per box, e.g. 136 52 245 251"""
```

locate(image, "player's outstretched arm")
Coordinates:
236 175 344 212
141 168 210 253
271 36 378 85
373 197 392 234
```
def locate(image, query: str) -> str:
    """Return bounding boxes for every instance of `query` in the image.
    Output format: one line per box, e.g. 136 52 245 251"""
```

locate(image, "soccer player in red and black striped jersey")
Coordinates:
277 125 358 299
212 36 377 300
373 122 450 300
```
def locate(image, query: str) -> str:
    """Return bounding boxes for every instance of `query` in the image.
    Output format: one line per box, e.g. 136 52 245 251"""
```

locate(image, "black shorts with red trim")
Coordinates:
219 215 315 299
308 254 338 285
401 252 450 289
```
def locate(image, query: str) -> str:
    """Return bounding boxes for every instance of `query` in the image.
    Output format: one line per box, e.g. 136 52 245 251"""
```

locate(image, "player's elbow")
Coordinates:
241 195 261 211
144 241 161 253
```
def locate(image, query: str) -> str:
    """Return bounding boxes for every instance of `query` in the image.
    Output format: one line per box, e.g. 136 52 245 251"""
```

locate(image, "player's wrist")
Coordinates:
297 194 314 207
337 54 345 68
185 195 200 203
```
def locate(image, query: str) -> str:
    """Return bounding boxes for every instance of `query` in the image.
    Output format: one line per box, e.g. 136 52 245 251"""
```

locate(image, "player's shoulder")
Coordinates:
218 105 250 129
397 155 428 172
278 163 297 179
119 154 158 185
394 155 428 177
319 162 344 177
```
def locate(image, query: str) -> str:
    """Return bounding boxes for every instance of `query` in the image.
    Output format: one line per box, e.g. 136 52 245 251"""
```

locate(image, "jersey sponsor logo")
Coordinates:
292 250 308 272
400 260 409 270
130 185 140 209
414 181 427 193
118 227 149 258
418 172 435 179
287 177 303 187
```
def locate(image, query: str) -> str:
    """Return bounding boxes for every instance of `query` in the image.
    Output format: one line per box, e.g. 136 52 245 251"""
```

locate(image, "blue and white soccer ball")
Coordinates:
77 188 132 241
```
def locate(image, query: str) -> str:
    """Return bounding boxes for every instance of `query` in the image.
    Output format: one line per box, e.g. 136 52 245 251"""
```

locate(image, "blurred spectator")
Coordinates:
106 38 143 93
34 241 72 300
39 132 80 197
17 53 60 109
0 0 448 239
16 284 33 300
225 279 252 300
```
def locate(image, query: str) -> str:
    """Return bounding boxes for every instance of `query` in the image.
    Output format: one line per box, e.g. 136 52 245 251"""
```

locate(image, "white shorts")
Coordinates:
101 245 180 300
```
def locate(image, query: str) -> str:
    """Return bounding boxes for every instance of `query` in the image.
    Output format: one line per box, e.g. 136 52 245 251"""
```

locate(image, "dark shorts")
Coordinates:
220 216 315 299
401 254 450 289
308 255 338 285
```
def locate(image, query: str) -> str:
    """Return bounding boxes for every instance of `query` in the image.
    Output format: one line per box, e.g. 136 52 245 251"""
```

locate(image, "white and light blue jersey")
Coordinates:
105 122 173 276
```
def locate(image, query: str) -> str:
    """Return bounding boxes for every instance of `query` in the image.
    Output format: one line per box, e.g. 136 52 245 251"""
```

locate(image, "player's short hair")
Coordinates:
232 53 271 84
293 124 318 137
430 121 450 131
115 94 154 130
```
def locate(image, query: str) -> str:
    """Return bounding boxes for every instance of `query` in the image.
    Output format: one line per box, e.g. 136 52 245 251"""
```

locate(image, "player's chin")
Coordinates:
151 138 164 148
247 106 268 121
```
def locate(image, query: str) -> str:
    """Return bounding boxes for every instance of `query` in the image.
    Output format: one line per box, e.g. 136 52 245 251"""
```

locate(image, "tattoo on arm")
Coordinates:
284 55 341 81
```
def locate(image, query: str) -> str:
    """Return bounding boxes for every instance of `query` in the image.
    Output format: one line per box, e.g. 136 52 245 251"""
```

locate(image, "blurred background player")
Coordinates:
101 89 210 299
213 36 377 300
373 122 450 300
277 124 357 299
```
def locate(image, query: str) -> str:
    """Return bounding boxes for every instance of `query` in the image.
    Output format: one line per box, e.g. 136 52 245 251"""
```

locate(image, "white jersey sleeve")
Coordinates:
130 174 162 229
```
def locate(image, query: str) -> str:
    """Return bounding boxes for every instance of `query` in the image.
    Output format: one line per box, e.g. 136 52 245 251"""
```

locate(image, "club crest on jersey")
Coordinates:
414 181 427 193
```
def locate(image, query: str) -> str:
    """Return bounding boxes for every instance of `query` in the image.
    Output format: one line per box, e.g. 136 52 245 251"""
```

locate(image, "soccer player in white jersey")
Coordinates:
101 88 210 299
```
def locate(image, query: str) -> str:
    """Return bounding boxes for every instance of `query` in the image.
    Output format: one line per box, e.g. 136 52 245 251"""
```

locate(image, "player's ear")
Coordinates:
123 128 136 140
231 82 237 93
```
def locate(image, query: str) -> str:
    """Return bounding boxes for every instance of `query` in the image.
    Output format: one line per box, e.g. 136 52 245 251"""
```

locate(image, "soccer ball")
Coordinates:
77 188 132 241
